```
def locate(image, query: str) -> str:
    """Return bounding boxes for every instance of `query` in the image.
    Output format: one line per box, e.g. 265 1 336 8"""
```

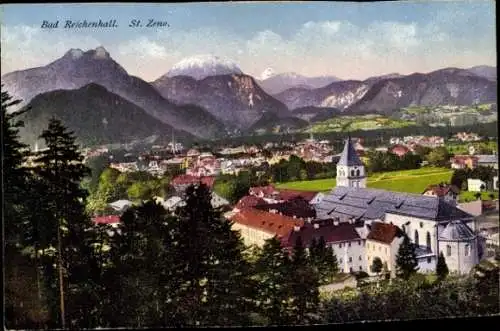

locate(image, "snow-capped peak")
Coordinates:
94 46 109 59
260 67 275 80
68 48 84 59
167 54 243 80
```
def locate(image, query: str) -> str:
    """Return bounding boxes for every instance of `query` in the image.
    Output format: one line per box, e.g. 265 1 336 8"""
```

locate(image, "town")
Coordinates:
3 1 498 329
85 130 499 279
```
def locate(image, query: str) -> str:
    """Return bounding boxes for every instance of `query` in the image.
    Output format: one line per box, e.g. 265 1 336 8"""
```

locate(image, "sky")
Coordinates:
0 1 496 81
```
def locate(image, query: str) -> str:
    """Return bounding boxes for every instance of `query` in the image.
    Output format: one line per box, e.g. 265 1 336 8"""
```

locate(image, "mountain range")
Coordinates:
257 71 342 95
1 46 497 147
17 83 191 147
1 47 226 141
152 73 291 130
274 67 497 113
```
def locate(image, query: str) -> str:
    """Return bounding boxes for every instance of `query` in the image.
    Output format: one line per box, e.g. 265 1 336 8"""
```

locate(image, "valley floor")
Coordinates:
276 167 453 194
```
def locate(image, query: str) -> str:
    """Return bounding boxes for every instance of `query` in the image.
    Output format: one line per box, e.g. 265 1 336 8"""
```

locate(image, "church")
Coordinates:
314 137 483 275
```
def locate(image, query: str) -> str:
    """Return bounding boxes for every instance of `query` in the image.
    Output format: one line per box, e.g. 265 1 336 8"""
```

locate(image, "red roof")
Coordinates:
254 197 316 219
235 196 267 209
451 155 478 163
249 185 277 196
171 175 215 188
230 207 304 238
366 222 403 245
278 189 318 202
423 184 460 196
389 144 411 156
281 221 361 249
93 215 121 225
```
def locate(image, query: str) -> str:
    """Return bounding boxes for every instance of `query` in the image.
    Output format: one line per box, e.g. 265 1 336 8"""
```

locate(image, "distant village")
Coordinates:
84 130 499 285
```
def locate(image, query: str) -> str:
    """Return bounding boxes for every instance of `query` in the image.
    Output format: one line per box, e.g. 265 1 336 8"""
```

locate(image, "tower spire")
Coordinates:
171 129 176 154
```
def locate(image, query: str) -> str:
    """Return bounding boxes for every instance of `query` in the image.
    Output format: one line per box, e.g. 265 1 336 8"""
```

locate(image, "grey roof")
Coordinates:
439 220 476 241
315 186 474 222
337 138 364 167
477 154 498 164
108 199 133 211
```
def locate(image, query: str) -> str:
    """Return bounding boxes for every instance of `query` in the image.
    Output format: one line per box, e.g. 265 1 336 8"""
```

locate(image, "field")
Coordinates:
446 141 498 155
276 167 453 194
308 114 416 133
459 191 499 203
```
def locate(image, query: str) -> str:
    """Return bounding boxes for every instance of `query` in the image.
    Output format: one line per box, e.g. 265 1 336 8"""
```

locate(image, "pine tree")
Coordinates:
2 89 48 328
436 252 449 281
289 236 320 325
371 257 383 275
205 213 256 326
254 236 294 325
103 200 178 327
1 89 31 245
172 184 254 326
315 236 339 284
32 118 91 328
395 235 419 280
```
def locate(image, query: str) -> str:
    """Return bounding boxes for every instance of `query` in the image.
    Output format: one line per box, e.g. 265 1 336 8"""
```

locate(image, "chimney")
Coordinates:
314 223 320 229
294 225 301 232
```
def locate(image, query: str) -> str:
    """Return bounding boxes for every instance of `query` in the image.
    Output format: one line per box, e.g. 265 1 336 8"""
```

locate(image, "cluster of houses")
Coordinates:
292 138 335 163
225 138 491 277
389 135 445 149
91 136 498 279
453 132 482 142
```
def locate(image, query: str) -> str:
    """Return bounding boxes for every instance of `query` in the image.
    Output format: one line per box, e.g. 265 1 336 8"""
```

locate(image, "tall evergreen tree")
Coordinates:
103 200 178 327
310 236 339 284
254 236 294 325
205 216 256 326
436 252 449 281
2 89 48 328
172 184 254 326
289 236 320 325
32 118 92 328
395 235 419 280
1 89 31 245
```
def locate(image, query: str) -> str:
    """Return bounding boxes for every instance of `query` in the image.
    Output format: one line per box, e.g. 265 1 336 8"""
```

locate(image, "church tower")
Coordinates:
336 137 366 188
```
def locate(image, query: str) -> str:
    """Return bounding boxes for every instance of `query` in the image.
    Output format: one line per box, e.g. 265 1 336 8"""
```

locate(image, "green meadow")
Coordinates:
276 167 453 194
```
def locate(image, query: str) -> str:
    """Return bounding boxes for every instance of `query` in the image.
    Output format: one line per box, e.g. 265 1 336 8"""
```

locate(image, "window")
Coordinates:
427 257 432 263
414 230 419 246
348 242 351 247
349 257 352 263
359 266 363 271
385 247 387 254
358 240 361 246
339 243 343 248
426 232 431 250
356 169 360 177
359 255 362 261
446 245 452 256
465 244 470 256
351 170 355 177
349 267 353 273
420 222 424 228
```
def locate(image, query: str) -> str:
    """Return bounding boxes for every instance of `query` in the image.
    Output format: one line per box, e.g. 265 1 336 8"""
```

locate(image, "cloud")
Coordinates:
1 11 496 81
1 25 102 74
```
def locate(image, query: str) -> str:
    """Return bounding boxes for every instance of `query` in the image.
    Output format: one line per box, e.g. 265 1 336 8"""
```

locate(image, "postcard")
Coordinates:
1 1 498 329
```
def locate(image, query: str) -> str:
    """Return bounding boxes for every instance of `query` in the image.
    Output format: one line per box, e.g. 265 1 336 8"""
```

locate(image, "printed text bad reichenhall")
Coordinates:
41 19 170 29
